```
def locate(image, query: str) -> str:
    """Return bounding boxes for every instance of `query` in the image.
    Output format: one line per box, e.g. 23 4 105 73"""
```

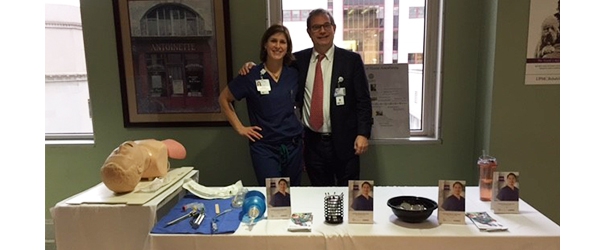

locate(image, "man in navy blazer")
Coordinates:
293 9 372 186
238 9 373 186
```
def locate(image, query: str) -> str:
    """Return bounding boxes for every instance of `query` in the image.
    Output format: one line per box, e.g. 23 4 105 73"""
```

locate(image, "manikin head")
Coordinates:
100 139 186 193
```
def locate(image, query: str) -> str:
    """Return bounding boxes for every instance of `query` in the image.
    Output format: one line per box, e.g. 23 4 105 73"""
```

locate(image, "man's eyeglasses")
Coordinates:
310 23 334 32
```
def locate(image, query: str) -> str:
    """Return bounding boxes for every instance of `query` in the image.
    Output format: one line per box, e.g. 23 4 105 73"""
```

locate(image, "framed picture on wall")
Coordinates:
112 0 232 127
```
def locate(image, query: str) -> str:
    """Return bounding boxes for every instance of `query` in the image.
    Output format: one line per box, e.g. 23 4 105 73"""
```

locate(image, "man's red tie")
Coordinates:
310 54 325 131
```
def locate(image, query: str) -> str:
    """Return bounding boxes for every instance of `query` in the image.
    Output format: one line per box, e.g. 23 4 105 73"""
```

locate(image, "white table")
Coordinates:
146 186 560 250
51 170 198 250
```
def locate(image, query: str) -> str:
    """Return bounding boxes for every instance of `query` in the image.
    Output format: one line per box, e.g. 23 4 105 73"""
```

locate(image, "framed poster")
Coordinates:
113 0 232 127
525 0 560 85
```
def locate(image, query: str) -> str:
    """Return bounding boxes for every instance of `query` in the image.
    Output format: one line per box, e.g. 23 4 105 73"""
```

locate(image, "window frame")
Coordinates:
45 133 95 145
45 2 95 144
268 0 443 143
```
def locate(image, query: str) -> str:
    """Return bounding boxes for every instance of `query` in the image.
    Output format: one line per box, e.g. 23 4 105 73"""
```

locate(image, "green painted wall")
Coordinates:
46 0 559 225
489 0 559 223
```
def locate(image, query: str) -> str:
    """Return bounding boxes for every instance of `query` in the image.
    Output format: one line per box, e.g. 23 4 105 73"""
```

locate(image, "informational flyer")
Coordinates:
365 64 410 139
266 177 291 219
348 180 374 224
438 180 466 224
525 0 560 85
492 172 520 214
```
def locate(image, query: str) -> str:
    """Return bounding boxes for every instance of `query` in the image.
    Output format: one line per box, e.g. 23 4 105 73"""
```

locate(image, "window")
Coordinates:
409 6 425 19
272 0 443 140
45 0 93 142
283 9 315 22
141 5 206 36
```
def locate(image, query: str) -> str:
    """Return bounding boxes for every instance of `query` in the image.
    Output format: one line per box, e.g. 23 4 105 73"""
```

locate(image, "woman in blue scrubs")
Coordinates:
219 24 303 186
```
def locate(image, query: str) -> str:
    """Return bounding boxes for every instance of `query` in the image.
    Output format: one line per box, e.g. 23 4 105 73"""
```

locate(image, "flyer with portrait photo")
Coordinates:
266 177 291 219
348 180 374 224
492 172 520 214
437 180 466 224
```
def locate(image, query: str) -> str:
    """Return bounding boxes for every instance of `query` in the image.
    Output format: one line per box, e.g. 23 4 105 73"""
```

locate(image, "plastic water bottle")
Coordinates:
478 151 498 201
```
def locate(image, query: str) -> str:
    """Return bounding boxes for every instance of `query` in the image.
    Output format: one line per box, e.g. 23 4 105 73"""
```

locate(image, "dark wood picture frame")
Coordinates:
112 0 232 127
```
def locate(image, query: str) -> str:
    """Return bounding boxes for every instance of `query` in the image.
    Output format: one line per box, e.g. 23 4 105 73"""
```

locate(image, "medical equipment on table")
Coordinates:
190 203 206 229
166 208 198 227
182 202 202 212
211 207 234 233
242 190 266 227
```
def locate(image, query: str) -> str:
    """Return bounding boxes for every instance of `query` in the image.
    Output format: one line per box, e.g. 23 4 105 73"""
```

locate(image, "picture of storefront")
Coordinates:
127 0 223 114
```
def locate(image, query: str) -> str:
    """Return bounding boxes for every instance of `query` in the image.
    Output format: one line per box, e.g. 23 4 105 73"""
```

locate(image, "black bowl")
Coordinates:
387 196 438 223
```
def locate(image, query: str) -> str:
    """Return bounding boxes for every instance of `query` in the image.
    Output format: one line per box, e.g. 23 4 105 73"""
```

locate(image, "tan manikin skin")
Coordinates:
100 139 187 193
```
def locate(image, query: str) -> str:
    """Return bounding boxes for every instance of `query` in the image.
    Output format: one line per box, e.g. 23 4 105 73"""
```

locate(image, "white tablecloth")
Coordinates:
146 186 559 250
51 170 198 250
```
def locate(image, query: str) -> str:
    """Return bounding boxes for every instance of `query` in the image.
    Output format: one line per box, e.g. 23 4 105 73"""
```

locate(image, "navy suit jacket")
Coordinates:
293 46 373 161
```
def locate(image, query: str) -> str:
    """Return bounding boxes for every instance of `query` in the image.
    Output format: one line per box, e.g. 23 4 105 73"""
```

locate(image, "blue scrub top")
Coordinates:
496 186 519 201
352 195 373 211
270 191 291 207
228 63 303 143
442 195 465 211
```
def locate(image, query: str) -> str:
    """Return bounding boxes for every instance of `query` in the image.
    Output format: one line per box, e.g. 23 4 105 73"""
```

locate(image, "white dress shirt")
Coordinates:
303 46 334 133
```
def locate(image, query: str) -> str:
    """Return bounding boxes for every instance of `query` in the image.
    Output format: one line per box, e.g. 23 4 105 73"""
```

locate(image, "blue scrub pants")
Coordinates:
249 137 303 186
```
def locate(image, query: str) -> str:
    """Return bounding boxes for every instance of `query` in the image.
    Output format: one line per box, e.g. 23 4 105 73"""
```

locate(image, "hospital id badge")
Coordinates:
336 96 345 106
334 87 346 97
256 79 271 94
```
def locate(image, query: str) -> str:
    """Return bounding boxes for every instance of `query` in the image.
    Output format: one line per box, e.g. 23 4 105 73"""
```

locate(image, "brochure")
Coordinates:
465 212 508 232
288 212 313 232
